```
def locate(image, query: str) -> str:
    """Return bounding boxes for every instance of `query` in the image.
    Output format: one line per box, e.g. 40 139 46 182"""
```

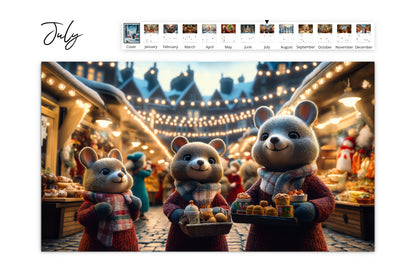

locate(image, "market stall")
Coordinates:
279 61 375 240
41 62 173 238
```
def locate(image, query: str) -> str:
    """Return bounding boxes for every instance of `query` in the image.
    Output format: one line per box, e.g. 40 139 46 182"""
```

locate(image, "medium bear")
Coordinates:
163 136 230 251
77 147 142 251
233 100 335 251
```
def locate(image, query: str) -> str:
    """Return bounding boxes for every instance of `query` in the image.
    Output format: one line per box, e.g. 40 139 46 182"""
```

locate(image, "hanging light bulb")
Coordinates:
339 77 361 107
95 112 112 128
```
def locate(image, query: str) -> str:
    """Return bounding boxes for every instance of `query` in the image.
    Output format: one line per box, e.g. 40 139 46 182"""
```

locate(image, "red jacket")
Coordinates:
245 175 335 251
77 199 140 251
226 173 244 203
163 191 230 251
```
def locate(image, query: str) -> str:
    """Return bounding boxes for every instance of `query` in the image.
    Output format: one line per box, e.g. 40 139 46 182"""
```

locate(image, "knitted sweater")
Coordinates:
163 191 230 251
77 199 139 251
245 175 335 251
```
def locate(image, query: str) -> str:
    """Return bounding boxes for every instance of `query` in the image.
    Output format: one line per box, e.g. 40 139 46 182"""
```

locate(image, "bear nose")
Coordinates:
197 159 204 166
118 172 124 178
270 136 280 144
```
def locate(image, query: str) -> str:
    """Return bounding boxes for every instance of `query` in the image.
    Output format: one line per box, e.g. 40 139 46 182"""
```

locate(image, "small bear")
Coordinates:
77 147 142 251
233 100 335 251
163 136 230 251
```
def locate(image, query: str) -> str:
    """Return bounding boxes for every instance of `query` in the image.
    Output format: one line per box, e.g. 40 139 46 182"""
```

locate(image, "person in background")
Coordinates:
239 160 260 191
126 152 152 220
226 160 244 203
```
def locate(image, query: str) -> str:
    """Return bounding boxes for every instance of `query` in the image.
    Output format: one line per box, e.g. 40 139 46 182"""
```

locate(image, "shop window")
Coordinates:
87 67 95 80
76 65 84 77
96 71 103 82
278 63 286 74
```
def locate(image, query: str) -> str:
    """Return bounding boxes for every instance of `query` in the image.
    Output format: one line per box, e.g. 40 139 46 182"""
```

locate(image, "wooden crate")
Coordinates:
322 201 374 241
42 198 84 239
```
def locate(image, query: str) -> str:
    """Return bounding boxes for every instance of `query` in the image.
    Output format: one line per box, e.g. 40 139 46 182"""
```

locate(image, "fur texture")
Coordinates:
77 147 141 251
243 101 335 251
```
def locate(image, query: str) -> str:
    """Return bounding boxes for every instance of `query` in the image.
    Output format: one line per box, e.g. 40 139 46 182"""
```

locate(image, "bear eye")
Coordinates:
121 168 126 174
208 157 216 164
183 154 192 161
261 133 269 141
100 168 110 175
288 131 300 139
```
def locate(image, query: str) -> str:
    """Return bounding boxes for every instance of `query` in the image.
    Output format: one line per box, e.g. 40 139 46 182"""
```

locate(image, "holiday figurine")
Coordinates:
336 129 358 173
163 136 230 251
232 101 335 251
226 160 244 203
77 147 142 251
126 152 152 220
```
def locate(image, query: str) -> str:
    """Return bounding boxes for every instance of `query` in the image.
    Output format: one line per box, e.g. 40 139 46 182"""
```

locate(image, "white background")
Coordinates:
1 0 415 276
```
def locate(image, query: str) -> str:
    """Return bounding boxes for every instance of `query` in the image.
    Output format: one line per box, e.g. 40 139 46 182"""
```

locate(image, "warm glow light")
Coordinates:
132 142 140 147
330 117 342 124
142 145 148 150
149 150 155 154
112 131 121 137
339 97 361 107
110 62 116 67
68 90 76 97
127 95 132 100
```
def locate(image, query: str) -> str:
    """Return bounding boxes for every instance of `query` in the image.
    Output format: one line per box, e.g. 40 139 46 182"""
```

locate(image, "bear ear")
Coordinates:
171 136 189 154
209 138 226 157
294 100 318 127
79 147 98 169
108 148 123 162
254 106 274 129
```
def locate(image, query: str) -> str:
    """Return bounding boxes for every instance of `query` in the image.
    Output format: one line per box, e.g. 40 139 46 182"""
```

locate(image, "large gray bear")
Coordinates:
233 100 335 251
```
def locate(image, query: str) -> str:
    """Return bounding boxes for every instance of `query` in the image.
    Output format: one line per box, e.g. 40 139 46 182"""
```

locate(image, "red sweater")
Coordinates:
163 191 230 251
77 200 140 251
245 175 335 251
226 173 244 203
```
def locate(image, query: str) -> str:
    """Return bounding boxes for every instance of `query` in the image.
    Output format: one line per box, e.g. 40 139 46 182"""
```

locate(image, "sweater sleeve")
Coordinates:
162 191 185 222
77 200 99 227
305 175 336 223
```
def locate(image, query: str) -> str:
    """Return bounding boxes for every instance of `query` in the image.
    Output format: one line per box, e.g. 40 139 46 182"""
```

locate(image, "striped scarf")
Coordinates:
175 180 221 208
258 163 317 197
82 191 133 247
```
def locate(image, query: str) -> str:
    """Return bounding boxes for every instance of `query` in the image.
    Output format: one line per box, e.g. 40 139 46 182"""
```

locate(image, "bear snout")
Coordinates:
270 136 280 144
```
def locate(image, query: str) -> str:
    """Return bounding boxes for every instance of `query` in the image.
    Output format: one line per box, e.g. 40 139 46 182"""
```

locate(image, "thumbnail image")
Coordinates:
318 24 332 34
260 24 274 33
183 24 197 34
164 24 178 34
279 24 294 34
241 24 255 34
337 24 351 34
298 24 313 34
144 24 159 34
202 24 216 33
123 23 140 43
356 24 371 33
221 24 236 34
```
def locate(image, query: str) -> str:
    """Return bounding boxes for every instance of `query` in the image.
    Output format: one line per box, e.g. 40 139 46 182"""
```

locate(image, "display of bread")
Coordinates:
264 206 278 217
274 193 290 206
246 205 254 215
252 205 265 216
43 175 84 198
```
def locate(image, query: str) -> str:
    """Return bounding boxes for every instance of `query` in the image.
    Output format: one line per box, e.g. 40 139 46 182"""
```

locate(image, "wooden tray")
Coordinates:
43 197 84 202
232 213 299 226
179 221 233 238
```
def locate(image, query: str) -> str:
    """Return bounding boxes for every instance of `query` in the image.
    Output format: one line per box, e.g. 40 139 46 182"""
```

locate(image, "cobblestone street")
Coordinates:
42 206 374 252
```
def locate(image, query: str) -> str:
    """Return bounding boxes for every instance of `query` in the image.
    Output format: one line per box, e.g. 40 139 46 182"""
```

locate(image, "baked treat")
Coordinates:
259 200 269 208
288 189 307 203
274 193 290 206
44 189 59 198
252 205 264 216
237 192 251 199
58 190 68 198
264 206 278 217
246 205 254 215
207 216 217 223
215 213 227 222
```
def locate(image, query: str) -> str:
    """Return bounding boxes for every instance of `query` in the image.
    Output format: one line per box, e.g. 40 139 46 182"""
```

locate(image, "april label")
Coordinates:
41 20 83 50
